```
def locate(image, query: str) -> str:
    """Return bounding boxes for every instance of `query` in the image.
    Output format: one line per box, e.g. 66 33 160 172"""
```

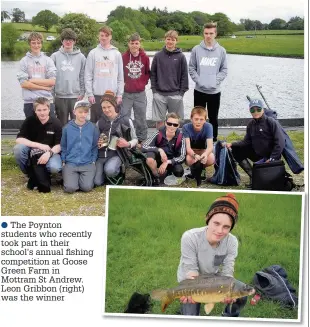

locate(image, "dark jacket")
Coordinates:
253 265 298 308
97 113 137 159
232 114 285 160
122 49 150 93
142 126 185 166
150 47 188 96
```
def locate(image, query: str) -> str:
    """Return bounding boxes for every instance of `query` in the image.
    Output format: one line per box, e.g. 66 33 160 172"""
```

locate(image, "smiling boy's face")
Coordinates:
74 107 89 124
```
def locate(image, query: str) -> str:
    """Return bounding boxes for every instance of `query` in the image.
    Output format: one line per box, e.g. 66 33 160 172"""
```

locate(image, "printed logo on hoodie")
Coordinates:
95 58 114 78
200 57 218 66
61 59 74 72
126 59 144 79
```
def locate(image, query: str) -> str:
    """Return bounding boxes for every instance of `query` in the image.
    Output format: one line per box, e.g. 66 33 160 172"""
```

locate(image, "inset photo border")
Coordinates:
103 186 305 322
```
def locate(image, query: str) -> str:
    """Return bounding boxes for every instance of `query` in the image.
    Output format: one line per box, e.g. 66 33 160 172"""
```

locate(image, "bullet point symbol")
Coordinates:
1 222 8 228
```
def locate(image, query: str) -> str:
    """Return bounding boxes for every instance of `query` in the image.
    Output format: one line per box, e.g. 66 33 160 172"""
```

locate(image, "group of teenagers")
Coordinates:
14 22 286 192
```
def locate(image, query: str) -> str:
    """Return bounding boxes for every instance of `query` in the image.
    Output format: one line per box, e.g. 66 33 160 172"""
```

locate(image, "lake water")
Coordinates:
1 52 304 120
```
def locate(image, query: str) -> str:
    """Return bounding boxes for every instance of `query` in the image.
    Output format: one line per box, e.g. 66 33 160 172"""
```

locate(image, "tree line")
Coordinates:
1 6 304 37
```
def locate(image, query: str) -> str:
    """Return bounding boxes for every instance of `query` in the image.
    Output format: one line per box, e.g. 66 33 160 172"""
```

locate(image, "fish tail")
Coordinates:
151 289 173 312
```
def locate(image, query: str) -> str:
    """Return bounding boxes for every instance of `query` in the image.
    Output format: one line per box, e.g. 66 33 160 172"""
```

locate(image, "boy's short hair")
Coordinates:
33 97 50 110
166 112 180 122
203 22 217 31
99 26 112 35
190 106 208 119
165 30 178 40
128 33 141 42
74 100 91 111
61 28 77 41
28 32 43 44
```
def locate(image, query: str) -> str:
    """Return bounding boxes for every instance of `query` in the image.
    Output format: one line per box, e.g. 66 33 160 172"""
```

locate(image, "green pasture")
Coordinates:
105 188 303 319
10 22 57 33
0 130 304 216
143 34 304 57
234 30 304 36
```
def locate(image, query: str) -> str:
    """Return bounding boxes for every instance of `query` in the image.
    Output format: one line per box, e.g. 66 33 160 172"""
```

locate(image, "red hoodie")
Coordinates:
122 49 150 93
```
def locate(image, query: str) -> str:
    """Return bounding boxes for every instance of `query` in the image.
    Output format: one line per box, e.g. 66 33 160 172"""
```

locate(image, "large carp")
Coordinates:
151 274 255 314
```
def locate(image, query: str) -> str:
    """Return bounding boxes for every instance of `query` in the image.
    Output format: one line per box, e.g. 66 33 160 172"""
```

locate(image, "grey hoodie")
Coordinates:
189 41 228 95
84 44 124 97
17 52 56 103
50 46 86 98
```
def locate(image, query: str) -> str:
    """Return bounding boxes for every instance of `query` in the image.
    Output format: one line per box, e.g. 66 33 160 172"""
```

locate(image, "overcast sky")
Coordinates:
1 0 306 23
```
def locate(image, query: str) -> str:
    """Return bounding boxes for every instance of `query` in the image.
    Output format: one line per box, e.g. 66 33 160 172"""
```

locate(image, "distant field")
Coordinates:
143 35 304 58
234 30 304 35
9 22 57 33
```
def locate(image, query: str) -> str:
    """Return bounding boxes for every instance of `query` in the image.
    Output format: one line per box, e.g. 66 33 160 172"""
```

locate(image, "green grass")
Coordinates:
9 22 57 33
234 30 304 36
143 35 304 58
105 189 302 319
1 130 304 216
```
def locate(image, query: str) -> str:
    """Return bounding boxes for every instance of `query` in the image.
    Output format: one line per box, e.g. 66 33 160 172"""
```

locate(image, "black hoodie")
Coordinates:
150 47 188 96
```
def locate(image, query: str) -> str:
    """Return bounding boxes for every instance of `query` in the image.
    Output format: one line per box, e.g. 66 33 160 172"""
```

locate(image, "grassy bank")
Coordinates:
105 188 302 319
234 30 304 35
143 35 304 58
10 22 57 33
1 130 304 216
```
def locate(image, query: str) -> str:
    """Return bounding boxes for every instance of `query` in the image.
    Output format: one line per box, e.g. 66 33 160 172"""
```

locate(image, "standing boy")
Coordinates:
189 22 228 142
17 32 57 117
61 100 99 193
85 26 124 123
151 30 188 129
122 33 150 144
51 28 86 125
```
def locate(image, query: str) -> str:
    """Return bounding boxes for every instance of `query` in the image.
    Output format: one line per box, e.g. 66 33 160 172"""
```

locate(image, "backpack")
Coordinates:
209 140 241 186
252 160 296 191
156 129 183 150
253 265 298 308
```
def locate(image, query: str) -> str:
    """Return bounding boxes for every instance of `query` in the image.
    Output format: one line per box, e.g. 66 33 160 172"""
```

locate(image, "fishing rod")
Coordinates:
256 84 271 110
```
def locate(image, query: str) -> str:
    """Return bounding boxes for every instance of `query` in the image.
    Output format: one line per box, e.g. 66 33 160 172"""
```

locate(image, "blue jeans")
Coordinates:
94 156 122 186
24 103 56 118
13 144 62 174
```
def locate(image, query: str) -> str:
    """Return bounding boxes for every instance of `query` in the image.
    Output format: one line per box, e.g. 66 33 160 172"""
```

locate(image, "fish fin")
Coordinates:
150 289 167 301
204 303 215 315
161 296 173 312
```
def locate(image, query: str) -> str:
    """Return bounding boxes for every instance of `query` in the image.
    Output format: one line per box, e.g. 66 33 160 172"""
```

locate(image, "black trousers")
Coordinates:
147 152 184 177
194 90 221 141
231 144 263 162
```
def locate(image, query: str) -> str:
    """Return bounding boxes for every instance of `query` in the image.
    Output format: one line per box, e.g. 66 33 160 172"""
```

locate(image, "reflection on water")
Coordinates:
1 53 304 120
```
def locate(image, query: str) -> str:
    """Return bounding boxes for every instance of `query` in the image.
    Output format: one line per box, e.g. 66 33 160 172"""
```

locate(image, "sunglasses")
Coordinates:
250 107 263 113
166 121 179 127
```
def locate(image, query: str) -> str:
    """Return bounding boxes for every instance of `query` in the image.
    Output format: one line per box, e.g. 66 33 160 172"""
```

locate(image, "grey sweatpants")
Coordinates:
62 163 96 193
94 156 122 186
152 93 184 121
122 91 148 142
55 97 77 126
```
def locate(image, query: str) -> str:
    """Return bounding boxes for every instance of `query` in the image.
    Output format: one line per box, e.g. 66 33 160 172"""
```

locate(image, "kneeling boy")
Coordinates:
61 101 99 193
182 106 215 186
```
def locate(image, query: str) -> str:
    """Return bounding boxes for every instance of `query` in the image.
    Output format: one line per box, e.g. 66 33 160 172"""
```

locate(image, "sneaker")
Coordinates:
201 170 207 182
152 177 160 186
27 178 37 190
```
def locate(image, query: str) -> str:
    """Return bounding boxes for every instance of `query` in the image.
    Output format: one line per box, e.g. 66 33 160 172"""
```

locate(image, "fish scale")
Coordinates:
151 274 255 314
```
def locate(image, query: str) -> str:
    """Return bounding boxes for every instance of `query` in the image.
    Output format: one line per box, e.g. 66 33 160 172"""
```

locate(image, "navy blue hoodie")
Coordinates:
150 47 188 96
